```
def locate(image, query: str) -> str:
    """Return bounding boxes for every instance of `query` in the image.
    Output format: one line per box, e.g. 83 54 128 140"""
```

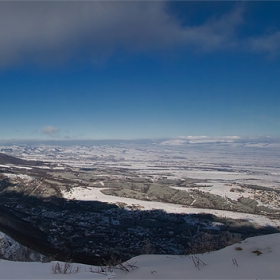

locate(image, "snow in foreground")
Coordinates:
0 233 279 279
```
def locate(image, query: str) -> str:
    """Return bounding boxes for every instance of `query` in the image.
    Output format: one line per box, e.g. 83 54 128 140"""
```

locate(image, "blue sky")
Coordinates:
1 1 280 140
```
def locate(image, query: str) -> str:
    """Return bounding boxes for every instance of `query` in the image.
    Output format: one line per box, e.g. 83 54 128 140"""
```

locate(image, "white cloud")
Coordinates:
159 139 187 146
177 136 241 144
180 6 244 52
41 126 59 135
249 31 280 56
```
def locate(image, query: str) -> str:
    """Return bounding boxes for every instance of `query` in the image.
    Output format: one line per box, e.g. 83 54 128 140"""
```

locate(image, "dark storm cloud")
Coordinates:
0 1 184 67
0 2 279 68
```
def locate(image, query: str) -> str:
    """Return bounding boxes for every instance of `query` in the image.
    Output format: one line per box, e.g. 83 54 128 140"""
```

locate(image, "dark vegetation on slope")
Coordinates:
0 152 45 167
101 182 279 216
0 188 279 265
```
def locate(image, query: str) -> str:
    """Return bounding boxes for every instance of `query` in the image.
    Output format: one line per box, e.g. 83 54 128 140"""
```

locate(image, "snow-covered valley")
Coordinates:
0 139 280 278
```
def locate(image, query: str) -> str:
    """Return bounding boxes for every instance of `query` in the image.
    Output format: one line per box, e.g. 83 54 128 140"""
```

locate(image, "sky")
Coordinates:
1 1 280 141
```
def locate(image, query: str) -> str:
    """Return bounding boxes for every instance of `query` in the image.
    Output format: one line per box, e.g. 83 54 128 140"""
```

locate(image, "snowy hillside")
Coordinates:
0 232 45 262
0 233 279 279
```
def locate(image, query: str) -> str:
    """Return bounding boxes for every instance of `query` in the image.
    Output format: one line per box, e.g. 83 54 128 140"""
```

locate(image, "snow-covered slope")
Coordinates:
116 233 280 279
0 232 45 262
0 233 279 279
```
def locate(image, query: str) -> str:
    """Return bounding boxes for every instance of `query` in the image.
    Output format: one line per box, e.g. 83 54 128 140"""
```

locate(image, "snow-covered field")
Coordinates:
2 141 280 226
0 233 279 279
1 141 280 278
62 186 280 227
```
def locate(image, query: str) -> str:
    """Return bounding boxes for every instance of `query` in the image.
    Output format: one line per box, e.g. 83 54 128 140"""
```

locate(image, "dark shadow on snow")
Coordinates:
0 184 279 265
